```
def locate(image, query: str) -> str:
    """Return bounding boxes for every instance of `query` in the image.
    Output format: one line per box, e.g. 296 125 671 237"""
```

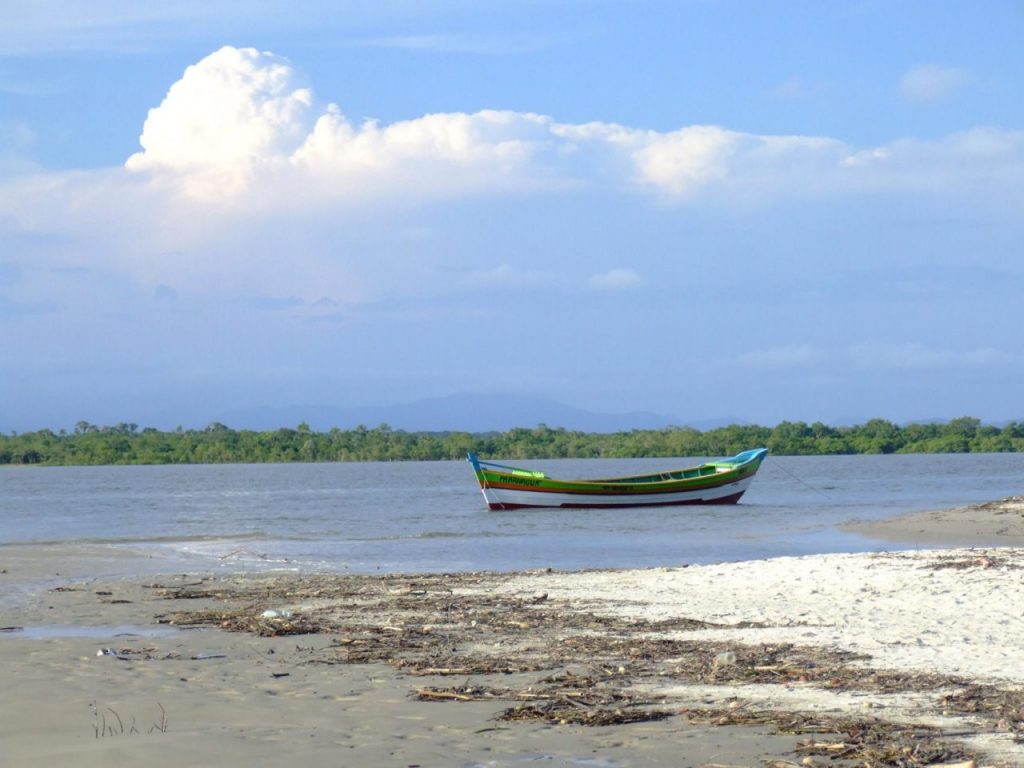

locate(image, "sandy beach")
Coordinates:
3 498 1024 767
844 496 1024 549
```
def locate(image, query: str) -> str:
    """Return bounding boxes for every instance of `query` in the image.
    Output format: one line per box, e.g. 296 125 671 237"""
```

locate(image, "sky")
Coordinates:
1 1 1023 432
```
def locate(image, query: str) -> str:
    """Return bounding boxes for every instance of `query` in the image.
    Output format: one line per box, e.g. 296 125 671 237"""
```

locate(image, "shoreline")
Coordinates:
842 495 1024 548
3 499 1024 766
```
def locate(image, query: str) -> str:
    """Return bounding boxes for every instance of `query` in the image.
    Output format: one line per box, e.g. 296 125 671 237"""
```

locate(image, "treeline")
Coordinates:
1 417 1022 466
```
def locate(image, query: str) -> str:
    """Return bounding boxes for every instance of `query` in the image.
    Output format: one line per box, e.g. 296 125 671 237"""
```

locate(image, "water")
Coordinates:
1 454 1021 575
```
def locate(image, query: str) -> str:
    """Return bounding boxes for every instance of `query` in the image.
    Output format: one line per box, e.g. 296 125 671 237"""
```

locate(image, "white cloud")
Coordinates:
290 106 559 202
899 65 969 105
117 47 860 205
631 126 737 197
2 46 1024 308
839 127 1024 196
589 268 641 290
126 46 314 197
110 47 1024 210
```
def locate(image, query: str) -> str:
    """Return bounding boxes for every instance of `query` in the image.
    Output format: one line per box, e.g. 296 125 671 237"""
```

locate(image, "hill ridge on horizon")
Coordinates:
215 393 737 434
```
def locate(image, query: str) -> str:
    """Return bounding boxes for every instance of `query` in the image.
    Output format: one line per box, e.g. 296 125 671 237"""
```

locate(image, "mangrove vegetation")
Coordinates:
1 417 1022 466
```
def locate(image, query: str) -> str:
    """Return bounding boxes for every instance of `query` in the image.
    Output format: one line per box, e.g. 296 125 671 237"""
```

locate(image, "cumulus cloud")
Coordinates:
631 126 737 196
126 46 314 197
2 46 1024 308
118 47 863 205
899 64 969 104
290 106 559 202
110 46 1024 212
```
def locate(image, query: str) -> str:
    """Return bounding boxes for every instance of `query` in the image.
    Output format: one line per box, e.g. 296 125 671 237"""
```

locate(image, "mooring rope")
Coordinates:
770 457 832 499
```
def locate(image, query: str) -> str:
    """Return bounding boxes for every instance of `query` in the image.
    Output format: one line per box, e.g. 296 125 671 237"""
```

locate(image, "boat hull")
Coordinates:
468 449 768 511
479 475 755 510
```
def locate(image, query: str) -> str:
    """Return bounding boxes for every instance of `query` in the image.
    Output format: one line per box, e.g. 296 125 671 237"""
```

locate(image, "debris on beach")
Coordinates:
158 605 323 637
939 685 1024 736
129 570 1010 765
498 701 674 726
413 670 675 726
682 708 976 767
921 551 1022 571
972 497 1024 515
95 646 157 659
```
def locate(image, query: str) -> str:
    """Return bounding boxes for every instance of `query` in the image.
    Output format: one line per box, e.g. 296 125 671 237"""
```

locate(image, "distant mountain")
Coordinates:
217 393 688 433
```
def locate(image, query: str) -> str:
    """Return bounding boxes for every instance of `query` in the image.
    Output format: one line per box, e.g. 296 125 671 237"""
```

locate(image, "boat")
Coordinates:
466 448 768 510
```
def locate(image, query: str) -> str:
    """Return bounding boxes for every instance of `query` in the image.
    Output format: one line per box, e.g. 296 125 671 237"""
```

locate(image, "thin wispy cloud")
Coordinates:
589 269 641 290
849 342 1017 371
463 263 554 288
733 345 825 371
0 294 61 317
0 3 547 57
0 70 62 97
899 64 970 104
0 121 34 146
355 33 548 55
0 2 406 55
0 2 216 55
729 343 1022 380
765 76 825 101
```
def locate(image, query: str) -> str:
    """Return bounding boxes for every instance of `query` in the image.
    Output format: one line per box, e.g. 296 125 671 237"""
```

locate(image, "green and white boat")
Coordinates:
467 448 768 510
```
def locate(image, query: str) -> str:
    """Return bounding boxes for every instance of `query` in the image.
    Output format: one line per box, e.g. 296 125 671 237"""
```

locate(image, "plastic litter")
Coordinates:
261 609 292 619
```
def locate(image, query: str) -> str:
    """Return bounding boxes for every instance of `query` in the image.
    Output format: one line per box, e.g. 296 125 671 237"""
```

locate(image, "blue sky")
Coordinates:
1 1 1022 431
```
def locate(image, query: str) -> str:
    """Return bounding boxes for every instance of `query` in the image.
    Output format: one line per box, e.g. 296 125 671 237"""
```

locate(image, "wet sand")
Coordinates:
0 551 802 768
4 497 1024 767
844 495 1024 548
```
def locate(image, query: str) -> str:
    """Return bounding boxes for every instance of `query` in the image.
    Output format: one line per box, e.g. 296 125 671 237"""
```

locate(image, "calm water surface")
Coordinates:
1 454 1021 574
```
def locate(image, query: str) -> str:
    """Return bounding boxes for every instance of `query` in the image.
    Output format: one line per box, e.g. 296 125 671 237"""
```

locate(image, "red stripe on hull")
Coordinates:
487 490 747 510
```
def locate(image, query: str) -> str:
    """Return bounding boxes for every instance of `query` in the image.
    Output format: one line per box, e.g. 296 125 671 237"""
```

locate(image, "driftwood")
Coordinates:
683 708 976 767
127 570 1001 764
939 684 1024 735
